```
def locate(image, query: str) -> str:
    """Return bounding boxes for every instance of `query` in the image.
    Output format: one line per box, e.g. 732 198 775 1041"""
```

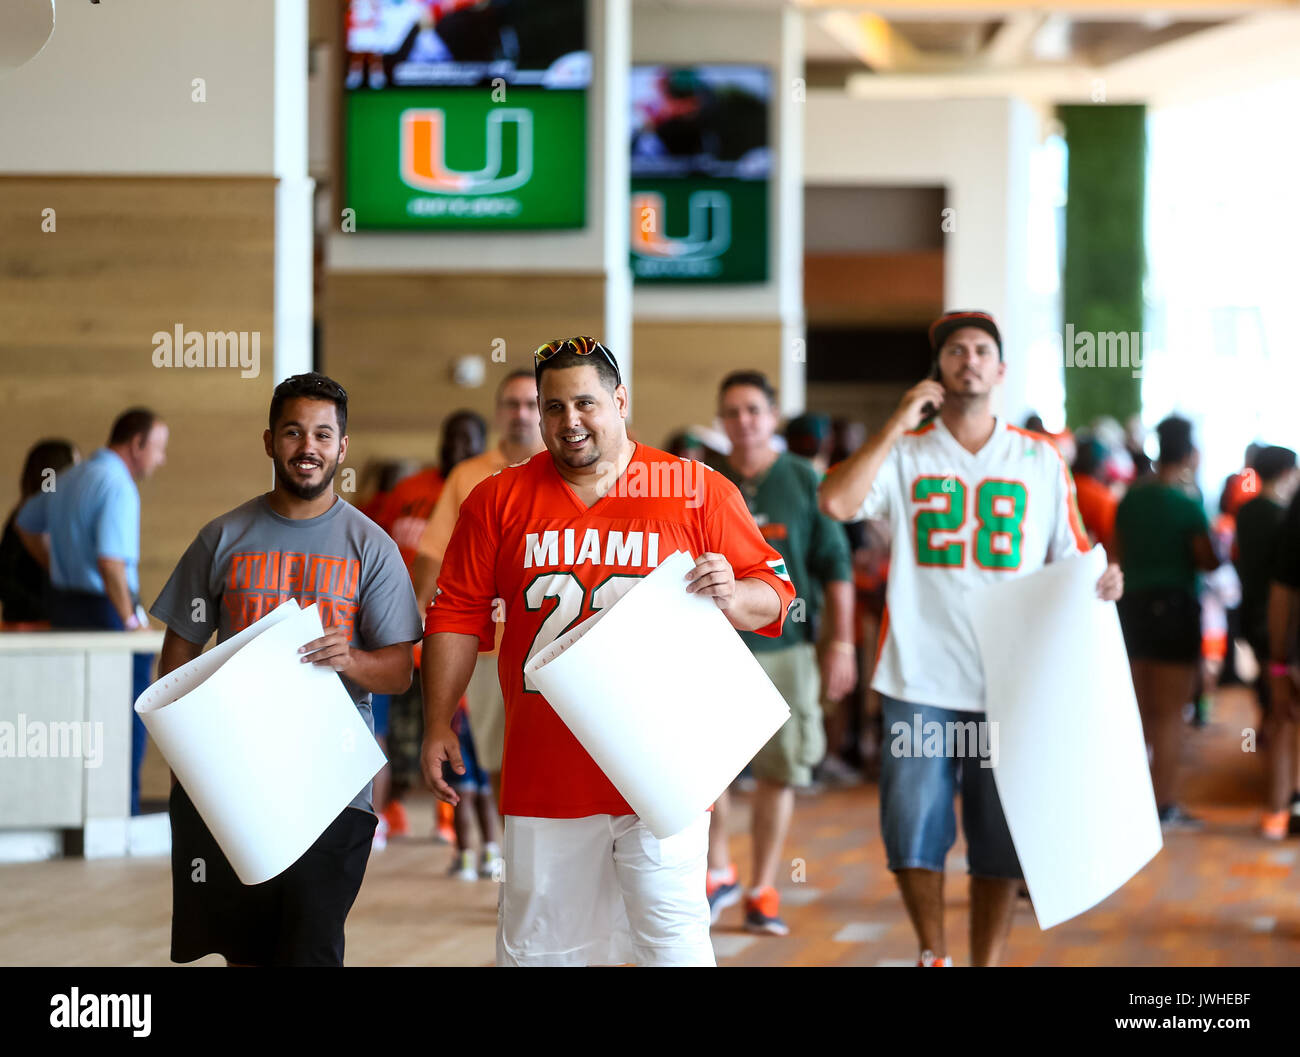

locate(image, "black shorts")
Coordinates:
1248 634 1273 716
169 784 376 966
1117 588 1202 664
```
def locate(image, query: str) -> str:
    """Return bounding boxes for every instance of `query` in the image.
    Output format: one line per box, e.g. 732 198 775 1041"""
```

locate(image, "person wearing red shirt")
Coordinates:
1072 438 1118 554
420 337 795 966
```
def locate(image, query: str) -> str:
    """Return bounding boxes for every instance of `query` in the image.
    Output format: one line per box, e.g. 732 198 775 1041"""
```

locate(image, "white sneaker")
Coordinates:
479 845 503 881
451 850 477 882
917 950 953 966
372 815 388 852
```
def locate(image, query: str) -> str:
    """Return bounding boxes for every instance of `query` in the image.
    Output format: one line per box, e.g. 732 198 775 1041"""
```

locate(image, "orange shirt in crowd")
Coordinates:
417 449 510 564
374 467 445 573
1073 473 1117 552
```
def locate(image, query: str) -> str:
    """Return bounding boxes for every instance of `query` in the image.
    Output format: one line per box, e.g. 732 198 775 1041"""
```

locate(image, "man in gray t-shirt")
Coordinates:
150 372 422 967
151 493 420 812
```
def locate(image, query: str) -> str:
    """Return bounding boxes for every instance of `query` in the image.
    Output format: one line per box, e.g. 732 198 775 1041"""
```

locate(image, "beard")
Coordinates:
943 371 989 402
549 432 603 469
274 453 339 500
557 445 601 468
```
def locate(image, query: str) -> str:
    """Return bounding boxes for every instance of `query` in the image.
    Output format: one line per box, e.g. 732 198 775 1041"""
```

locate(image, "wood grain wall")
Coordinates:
804 250 944 328
0 175 276 614
320 271 605 475
630 320 785 449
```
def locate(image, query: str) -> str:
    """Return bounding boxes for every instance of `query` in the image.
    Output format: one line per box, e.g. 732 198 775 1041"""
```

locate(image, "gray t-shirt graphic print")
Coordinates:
151 494 423 813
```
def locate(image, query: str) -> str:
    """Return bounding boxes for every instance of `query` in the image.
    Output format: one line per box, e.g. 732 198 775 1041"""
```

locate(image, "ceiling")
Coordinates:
641 0 1293 87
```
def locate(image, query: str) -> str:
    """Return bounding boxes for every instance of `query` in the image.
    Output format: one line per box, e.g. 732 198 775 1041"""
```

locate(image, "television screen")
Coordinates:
344 0 589 90
629 64 771 283
342 0 588 230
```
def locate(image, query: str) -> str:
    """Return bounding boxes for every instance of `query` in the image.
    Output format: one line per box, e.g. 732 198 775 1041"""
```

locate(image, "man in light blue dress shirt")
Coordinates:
16 408 169 814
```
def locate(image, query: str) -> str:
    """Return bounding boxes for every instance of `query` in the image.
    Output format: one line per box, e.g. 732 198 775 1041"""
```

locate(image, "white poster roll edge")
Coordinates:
135 599 386 884
525 551 790 839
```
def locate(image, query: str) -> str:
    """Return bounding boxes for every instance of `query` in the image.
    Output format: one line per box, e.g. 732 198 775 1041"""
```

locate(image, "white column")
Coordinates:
805 94 1038 422
275 0 315 384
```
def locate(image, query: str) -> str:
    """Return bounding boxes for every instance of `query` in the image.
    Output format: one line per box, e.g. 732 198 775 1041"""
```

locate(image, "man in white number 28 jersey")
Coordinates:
820 310 1124 967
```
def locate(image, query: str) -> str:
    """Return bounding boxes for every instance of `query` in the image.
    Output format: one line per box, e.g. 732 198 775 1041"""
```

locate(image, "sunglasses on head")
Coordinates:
296 375 347 402
533 336 622 386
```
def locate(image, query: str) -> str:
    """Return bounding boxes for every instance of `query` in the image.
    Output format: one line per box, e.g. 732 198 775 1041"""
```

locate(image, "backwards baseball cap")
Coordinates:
929 310 1002 360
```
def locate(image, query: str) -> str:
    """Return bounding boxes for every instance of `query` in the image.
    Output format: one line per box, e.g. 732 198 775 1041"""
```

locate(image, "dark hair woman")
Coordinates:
1112 415 1219 830
0 439 79 627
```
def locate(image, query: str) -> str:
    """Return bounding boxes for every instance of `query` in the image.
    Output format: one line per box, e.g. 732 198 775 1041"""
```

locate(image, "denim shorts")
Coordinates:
443 707 490 794
878 695 1022 879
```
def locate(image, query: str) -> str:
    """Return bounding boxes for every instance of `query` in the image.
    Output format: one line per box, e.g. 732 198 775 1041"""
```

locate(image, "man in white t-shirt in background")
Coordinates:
820 310 1124 967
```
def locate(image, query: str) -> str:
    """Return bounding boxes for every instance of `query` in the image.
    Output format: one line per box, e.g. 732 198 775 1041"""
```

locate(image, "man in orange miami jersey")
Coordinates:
421 336 796 967
820 311 1124 967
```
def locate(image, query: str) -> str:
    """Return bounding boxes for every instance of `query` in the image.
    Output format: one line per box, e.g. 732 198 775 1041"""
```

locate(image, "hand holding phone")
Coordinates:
896 373 945 432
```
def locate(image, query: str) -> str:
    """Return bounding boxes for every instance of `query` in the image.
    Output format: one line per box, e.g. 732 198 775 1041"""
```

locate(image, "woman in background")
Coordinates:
0 439 78 629
1112 416 1220 831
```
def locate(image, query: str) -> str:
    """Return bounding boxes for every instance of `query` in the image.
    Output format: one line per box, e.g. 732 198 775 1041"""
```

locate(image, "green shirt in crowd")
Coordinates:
718 452 853 653
1114 478 1210 595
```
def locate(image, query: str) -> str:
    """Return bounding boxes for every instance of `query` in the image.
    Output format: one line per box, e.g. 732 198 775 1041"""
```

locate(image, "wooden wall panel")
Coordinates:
0 176 276 614
804 250 944 327
322 271 605 475
805 381 910 436
631 320 785 450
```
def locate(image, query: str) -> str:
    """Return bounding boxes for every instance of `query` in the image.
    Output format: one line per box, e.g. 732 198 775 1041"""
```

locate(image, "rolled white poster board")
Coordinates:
525 550 791 839
965 545 1162 929
135 599 386 885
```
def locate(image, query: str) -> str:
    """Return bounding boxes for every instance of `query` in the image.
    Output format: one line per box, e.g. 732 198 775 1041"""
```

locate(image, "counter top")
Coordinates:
0 630 168 652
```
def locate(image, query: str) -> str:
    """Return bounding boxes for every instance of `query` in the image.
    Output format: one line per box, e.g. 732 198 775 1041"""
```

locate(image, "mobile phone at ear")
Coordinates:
920 360 941 417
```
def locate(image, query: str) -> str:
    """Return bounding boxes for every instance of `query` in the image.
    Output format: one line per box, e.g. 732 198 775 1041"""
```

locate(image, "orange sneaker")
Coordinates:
743 886 789 936
917 950 953 966
435 800 456 845
1261 809 1289 841
381 799 410 838
706 863 741 924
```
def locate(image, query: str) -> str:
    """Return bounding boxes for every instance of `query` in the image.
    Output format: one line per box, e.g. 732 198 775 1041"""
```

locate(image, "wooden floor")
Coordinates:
2 687 1297 967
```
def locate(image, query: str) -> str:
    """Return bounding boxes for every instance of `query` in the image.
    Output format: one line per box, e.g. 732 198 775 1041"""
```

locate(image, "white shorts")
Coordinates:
497 813 715 967
465 654 504 773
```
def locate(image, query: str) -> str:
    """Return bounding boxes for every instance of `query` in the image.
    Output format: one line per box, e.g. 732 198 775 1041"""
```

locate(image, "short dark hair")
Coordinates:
1072 435 1106 478
497 369 537 401
270 372 348 434
108 408 158 447
718 370 776 405
1254 445 1297 484
20 439 76 499
443 409 487 443
535 348 620 395
1156 415 1194 466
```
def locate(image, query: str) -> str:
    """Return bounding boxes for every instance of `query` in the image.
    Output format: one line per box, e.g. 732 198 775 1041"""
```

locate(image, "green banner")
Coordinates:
630 178 767 283
344 88 586 230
